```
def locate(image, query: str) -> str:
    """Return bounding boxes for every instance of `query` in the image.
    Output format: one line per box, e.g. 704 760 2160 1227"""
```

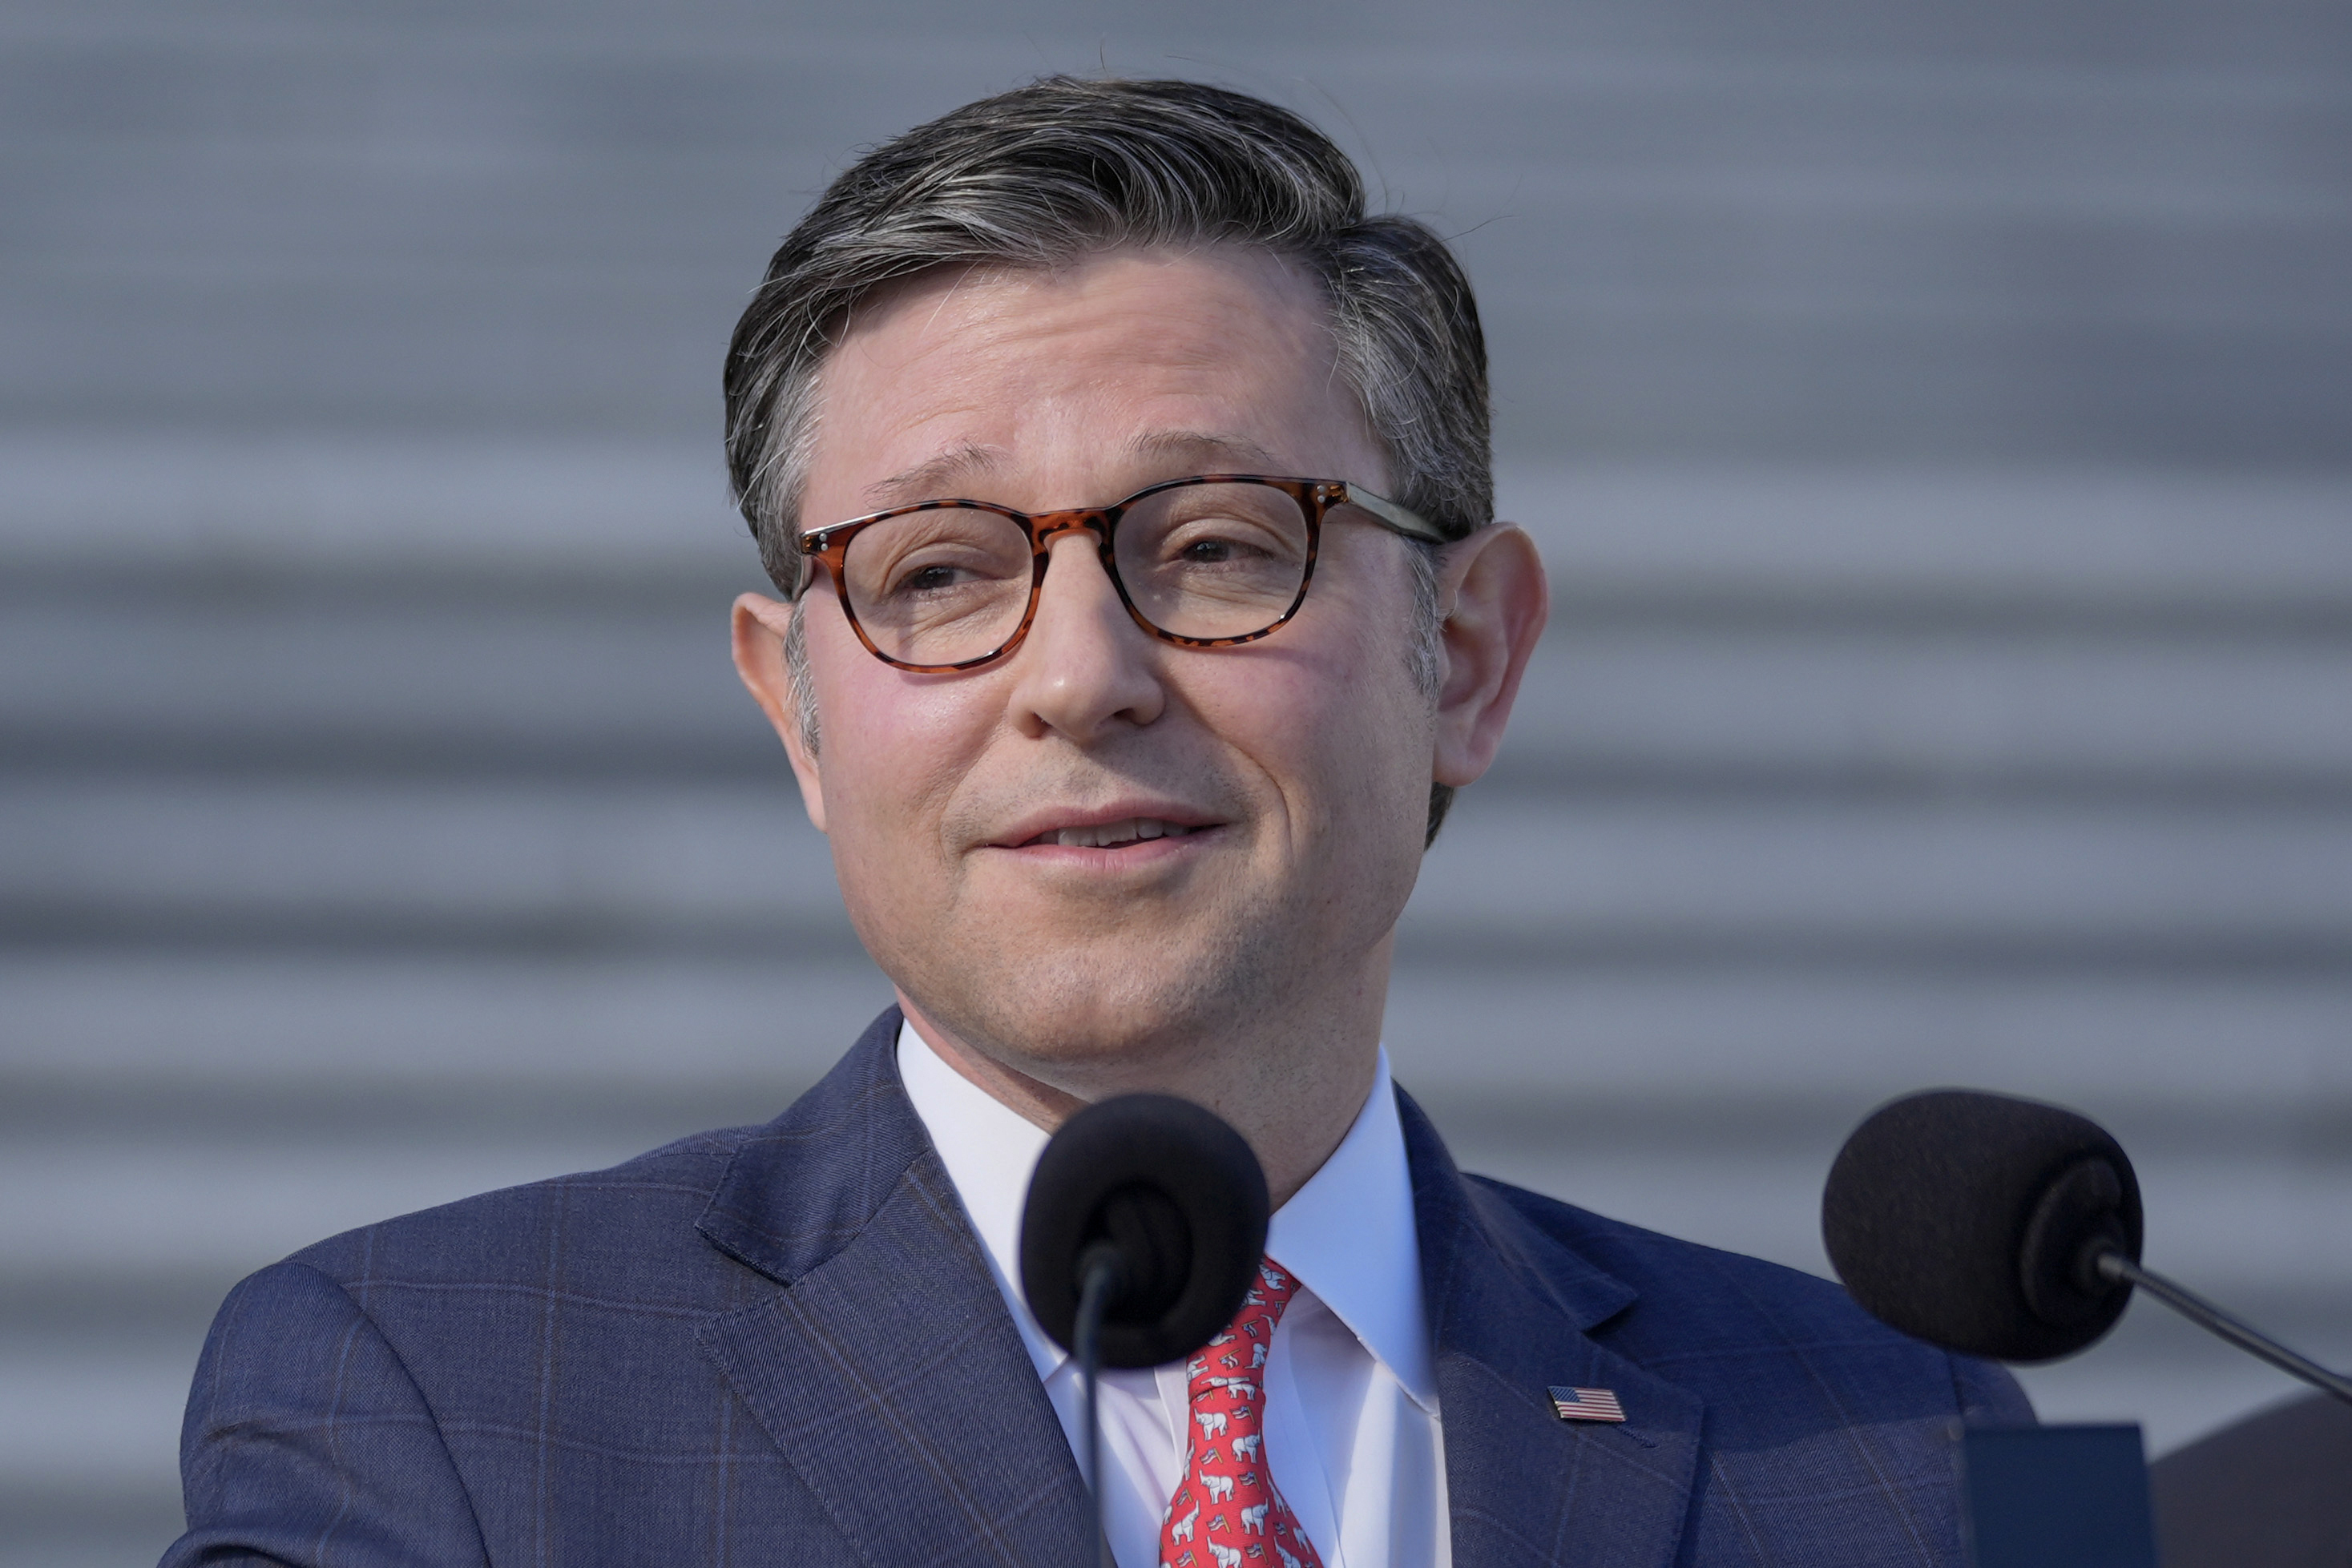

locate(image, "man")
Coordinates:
165 78 2027 1568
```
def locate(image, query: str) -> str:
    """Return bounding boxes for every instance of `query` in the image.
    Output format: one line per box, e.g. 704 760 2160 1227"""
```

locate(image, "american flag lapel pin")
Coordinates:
1548 1385 1626 1423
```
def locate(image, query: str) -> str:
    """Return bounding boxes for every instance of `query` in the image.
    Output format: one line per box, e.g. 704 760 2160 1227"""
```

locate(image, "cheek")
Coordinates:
810 635 990 855
1187 628 1431 835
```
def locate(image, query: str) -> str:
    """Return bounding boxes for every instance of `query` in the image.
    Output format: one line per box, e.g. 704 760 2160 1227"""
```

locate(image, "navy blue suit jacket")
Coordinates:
165 1008 2029 1566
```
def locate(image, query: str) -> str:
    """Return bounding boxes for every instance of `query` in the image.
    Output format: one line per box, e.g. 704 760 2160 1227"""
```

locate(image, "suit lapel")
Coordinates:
1402 1091 1706 1568
695 1010 1092 1568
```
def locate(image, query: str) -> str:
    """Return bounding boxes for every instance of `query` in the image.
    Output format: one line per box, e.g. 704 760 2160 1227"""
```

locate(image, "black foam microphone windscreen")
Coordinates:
1822 1088 2144 1362
1020 1093 1270 1369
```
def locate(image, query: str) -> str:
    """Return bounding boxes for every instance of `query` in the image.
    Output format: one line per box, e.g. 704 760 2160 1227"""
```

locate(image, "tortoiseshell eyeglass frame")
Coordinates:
793 473 1450 674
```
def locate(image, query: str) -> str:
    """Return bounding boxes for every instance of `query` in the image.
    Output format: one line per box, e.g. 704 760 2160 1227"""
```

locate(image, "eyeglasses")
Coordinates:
794 474 1449 672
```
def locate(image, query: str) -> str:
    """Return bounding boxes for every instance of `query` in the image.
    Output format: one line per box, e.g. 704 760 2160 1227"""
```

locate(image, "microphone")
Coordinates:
1020 1094 1270 1567
1821 1087 2142 1361
1822 1088 2351 1403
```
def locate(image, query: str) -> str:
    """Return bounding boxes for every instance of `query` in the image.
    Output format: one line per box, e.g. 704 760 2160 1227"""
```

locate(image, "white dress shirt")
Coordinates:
897 1021 1450 1568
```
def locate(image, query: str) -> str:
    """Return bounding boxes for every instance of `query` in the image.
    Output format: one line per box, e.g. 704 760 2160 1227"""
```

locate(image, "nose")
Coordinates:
1005 526 1165 742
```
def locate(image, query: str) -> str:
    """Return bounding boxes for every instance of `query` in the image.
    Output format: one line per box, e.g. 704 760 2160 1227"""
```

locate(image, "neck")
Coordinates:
895 963 1386 1209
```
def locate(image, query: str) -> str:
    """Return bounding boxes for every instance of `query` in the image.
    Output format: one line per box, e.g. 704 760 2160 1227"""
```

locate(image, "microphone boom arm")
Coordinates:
1074 1245 1120 1568
2096 1251 2352 1406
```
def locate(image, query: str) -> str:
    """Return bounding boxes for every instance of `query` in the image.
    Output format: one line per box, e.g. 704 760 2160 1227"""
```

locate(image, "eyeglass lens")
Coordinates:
839 481 1311 666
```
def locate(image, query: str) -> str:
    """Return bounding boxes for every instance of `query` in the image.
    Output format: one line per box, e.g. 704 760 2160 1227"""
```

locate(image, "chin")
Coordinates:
907 942 1277 1081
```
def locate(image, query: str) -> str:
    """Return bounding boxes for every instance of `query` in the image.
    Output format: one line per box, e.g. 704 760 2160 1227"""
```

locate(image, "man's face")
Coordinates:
757 247 1443 1082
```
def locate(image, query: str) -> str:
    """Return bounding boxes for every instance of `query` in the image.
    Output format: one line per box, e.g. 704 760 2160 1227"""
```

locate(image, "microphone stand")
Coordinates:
2096 1251 2352 1405
1073 1246 1122 1568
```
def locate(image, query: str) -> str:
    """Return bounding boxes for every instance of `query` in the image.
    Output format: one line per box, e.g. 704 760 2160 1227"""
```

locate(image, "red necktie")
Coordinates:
1156 1257 1324 1568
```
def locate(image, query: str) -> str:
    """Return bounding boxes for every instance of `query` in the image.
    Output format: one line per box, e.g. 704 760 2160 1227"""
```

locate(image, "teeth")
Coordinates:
1043 818 1193 848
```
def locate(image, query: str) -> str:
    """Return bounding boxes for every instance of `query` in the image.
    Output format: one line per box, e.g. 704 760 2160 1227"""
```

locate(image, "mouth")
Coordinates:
1019 816 1201 850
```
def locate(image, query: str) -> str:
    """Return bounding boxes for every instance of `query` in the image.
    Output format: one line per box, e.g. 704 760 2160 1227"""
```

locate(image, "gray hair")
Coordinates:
724 76 1491 843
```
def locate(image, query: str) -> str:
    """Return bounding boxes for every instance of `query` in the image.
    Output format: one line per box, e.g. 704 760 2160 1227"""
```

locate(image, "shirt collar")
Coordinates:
894 1019 1436 1410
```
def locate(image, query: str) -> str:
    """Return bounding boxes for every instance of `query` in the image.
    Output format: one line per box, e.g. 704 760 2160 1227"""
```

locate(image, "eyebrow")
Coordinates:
857 429 1289 511
1129 429 1282 472
862 442 1003 506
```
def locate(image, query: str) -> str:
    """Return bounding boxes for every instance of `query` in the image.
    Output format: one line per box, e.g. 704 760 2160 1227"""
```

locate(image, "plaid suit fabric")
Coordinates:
165 1007 2027 1566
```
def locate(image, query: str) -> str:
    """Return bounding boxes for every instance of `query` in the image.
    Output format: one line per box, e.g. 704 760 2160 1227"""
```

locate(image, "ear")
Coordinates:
731 592 829 834
1430 523 1549 788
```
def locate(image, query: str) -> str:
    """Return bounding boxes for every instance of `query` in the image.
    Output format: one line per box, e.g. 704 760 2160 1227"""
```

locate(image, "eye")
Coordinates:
1158 522 1296 575
1178 535 1253 564
895 560 974 595
849 512 1028 603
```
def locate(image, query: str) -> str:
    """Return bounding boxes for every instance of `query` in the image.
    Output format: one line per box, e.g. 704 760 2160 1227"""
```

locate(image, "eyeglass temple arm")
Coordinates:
1344 485 1452 546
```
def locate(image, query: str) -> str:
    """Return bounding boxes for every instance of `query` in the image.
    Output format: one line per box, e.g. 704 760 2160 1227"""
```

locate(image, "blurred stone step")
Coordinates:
0 433 747 579
1382 961 2352 1103
0 776 841 943
0 1328 198 1506
1502 465 2352 609
0 950 883 1087
1479 631 2352 794
1410 792 2352 951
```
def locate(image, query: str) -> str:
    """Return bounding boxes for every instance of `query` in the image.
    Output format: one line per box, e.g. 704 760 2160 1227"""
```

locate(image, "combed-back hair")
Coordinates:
722 75 1492 842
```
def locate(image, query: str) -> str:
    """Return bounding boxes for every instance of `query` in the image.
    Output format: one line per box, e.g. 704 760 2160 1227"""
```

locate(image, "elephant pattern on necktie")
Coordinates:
1156 1258 1324 1568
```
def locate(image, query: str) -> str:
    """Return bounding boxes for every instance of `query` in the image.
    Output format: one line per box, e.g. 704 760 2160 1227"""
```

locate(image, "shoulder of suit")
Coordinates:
280 1119 778 1291
1459 1171 1885 1336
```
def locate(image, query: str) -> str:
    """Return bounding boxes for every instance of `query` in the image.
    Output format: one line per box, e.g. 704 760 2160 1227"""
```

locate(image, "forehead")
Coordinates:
805 245 1381 513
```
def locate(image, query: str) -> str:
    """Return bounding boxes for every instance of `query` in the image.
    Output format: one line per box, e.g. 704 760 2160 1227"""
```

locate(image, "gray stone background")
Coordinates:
3 2 2348 1562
